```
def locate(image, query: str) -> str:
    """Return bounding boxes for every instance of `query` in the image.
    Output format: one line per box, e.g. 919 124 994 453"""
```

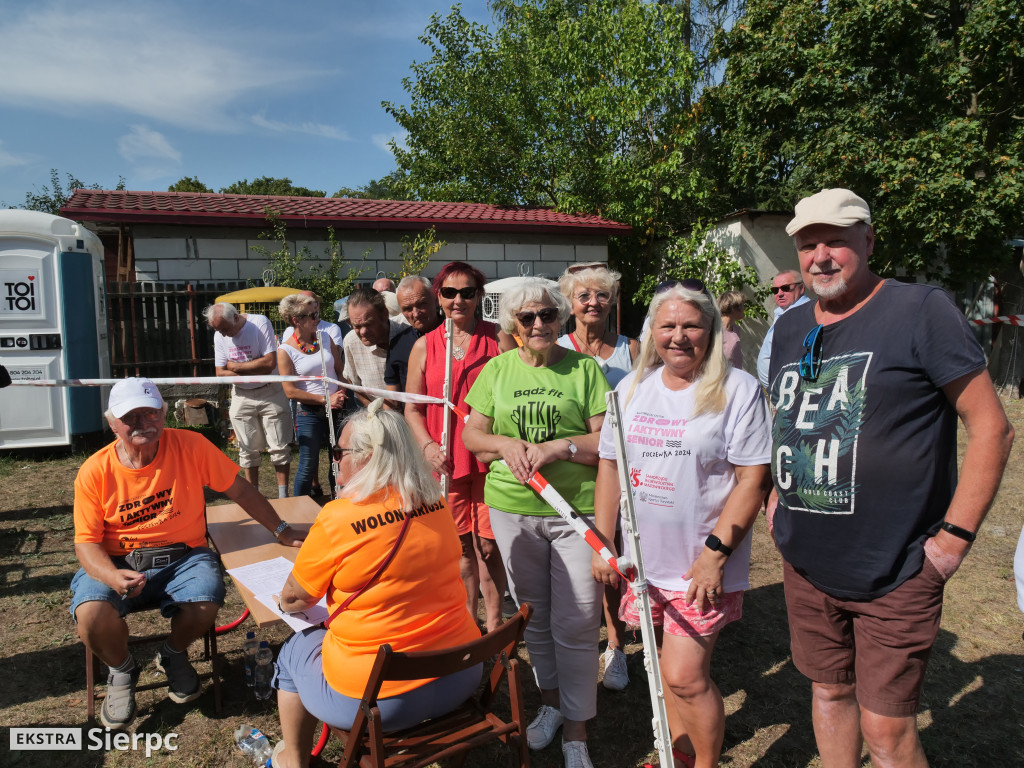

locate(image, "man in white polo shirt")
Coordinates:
205 302 292 498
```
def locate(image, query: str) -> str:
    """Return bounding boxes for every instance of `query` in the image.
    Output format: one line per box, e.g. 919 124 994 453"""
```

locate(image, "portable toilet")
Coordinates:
0 210 110 449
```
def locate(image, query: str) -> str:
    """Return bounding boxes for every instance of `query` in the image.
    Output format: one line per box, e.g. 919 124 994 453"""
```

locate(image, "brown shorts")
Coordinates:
783 556 946 718
447 473 494 540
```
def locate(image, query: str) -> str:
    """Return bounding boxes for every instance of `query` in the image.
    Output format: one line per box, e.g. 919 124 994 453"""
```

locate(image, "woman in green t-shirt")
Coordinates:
464 277 610 768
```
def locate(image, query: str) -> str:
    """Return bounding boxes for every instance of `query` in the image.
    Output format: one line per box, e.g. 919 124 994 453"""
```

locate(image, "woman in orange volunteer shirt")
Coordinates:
270 399 481 768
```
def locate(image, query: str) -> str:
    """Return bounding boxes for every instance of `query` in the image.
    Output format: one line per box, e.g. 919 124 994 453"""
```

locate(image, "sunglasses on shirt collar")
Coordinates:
799 324 824 382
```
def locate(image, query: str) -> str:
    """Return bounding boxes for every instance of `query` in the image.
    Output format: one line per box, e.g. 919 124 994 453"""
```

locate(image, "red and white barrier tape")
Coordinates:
971 314 1024 326
7 374 448 407
500 460 632 580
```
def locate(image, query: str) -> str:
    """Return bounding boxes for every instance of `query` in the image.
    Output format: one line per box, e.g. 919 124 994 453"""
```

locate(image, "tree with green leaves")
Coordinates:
168 176 214 193
333 172 410 200
385 0 717 239
220 177 326 198
11 169 125 215
710 0 1023 287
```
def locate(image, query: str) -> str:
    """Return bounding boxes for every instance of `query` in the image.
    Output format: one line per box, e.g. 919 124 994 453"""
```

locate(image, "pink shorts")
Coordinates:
619 583 743 638
447 473 494 540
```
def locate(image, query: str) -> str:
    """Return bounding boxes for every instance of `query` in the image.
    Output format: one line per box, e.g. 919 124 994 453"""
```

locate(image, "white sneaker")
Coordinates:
562 739 594 768
602 644 629 691
526 704 564 750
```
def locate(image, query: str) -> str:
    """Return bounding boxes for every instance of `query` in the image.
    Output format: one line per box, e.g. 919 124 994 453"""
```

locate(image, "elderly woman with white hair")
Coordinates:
557 264 639 388
270 399 482 768
463 277 610 768
591 280 771 768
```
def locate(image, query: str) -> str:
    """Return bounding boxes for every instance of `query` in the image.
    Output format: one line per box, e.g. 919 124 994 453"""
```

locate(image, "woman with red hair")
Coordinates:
404 261 515 631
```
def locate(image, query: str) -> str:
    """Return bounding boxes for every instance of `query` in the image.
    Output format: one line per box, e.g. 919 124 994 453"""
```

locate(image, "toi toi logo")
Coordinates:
4 276 37 311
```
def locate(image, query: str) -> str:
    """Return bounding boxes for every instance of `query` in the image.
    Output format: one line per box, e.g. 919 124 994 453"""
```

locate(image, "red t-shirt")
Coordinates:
424 320 498 479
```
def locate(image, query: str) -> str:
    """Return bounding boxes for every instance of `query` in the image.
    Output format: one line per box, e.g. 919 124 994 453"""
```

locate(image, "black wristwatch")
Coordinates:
705 534 733 557
940 521 976 543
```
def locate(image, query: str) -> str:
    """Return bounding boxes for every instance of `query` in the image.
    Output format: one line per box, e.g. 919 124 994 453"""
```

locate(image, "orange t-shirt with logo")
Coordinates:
73 429 240 555
289 488 480 698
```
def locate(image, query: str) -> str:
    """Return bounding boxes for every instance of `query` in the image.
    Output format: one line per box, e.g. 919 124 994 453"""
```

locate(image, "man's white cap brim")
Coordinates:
786 188 871 236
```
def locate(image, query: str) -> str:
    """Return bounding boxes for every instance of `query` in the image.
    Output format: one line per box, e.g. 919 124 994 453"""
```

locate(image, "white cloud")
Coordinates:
251 114 351 141
0 2 329 132
373 131 407 155
118 125 181 163
0 139 30 169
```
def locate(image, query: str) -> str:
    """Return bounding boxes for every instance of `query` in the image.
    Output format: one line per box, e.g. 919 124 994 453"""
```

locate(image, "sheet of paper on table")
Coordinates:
226 556 329 631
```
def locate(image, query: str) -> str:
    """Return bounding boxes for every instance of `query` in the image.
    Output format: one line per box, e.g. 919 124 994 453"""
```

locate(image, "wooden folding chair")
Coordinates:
334 602 532 768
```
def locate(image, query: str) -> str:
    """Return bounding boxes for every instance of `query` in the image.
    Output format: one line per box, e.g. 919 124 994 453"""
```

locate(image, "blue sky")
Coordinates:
0 0 495 206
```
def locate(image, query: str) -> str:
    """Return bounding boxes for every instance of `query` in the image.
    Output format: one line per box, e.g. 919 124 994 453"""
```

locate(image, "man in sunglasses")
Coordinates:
385 276 444 394
766 188 1014 768
756 270 809 387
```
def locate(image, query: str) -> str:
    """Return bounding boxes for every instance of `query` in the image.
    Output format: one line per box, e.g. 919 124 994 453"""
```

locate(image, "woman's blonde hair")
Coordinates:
626 285 728 416
339 399 440 510
278 293 317 326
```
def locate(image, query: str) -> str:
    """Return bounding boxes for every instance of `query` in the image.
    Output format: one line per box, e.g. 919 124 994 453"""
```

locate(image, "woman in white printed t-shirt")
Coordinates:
591 279 772 768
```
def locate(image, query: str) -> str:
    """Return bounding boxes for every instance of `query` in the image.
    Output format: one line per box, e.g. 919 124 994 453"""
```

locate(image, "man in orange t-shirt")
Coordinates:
71 377 304 729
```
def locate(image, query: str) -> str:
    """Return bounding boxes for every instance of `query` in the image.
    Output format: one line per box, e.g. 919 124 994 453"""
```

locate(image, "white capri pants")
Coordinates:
489 508 603 722
229 384 293 468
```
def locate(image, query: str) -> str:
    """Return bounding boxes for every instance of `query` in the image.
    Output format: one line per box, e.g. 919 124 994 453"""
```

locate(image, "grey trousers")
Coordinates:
489 508 603 722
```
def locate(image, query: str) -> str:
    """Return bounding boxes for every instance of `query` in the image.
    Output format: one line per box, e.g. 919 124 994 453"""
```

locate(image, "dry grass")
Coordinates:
1 396 1022 767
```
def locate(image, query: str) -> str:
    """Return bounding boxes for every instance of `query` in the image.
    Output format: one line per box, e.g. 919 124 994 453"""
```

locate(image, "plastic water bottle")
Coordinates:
234 724 272 764
253 641 274 700
243 631 258 688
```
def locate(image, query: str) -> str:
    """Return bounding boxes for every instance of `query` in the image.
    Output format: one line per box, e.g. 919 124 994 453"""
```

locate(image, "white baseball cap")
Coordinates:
786 188 871 236
108 377 164 418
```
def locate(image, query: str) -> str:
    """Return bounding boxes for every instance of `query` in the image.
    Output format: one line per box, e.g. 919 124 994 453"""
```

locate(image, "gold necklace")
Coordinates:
573 330 605 357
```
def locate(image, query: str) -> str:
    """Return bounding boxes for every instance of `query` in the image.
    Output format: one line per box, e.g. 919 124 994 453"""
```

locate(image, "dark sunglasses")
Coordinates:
799 324 824 382
332 446 354 462
771 282 802 295
655 278 707 295
296 311 319 320
516 307 560 326
439 286 479 300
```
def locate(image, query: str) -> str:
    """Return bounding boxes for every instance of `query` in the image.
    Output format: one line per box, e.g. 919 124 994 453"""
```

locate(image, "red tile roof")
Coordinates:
60 190 631 236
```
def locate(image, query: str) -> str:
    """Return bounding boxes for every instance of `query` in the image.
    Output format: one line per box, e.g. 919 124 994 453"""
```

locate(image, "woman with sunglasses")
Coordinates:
591 281 771 768
277 293 347 498
271 399 482 768
463 277 610 768
404 261 514 633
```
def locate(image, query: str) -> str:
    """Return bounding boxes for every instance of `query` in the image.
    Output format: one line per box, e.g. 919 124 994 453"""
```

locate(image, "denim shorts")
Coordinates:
69 546 226 621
